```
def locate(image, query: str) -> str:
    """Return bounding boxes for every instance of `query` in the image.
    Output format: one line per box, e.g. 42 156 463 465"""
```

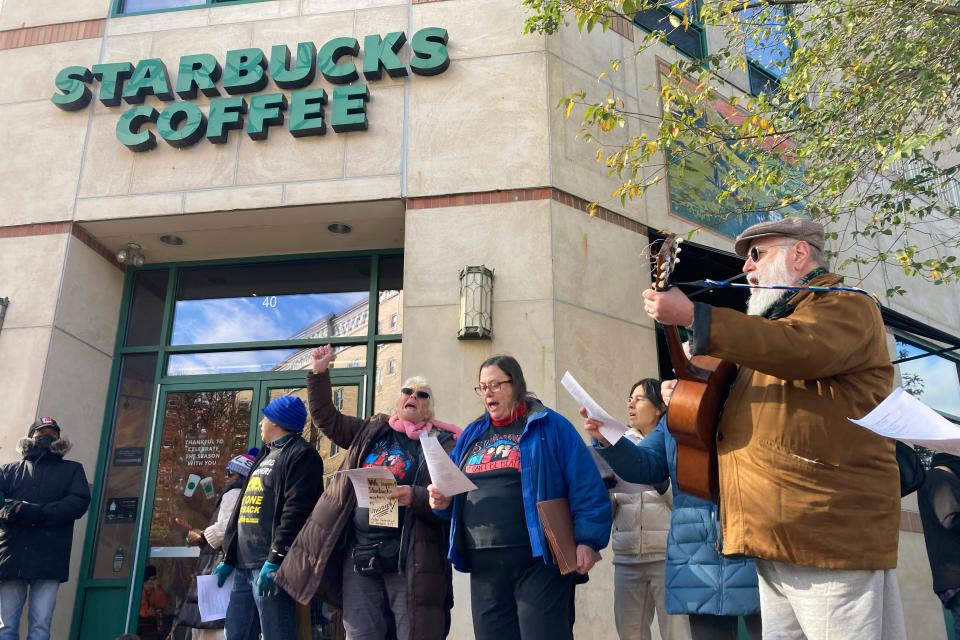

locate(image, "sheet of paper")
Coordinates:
849 387 960 453
588 444 654 493
197 572 233 622
561 371 628 445
339 467 396 508
367 477 399 527
421 435 478 497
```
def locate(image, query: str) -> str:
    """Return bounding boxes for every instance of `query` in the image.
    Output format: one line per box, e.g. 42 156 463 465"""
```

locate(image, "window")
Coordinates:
902 158 960 209
635 0 706 59
388 359 397 375
896 336 960 423
390 313 398 329
117 0 255 15
742 4 791 95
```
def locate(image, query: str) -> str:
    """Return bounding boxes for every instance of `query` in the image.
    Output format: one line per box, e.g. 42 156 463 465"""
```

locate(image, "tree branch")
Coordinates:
726 0 960 17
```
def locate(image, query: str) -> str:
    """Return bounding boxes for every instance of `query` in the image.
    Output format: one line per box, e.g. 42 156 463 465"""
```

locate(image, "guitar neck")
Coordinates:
654 233 710 383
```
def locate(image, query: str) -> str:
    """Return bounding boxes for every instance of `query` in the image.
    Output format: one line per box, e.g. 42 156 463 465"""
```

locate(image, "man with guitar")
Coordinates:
641 218 905 639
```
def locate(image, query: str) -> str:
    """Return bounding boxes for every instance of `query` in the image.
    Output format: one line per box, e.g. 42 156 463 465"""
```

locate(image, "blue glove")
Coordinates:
257 561 280 596
214 562 234 588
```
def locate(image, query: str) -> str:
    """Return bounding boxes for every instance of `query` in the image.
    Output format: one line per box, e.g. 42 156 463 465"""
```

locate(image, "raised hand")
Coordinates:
310 345 335 373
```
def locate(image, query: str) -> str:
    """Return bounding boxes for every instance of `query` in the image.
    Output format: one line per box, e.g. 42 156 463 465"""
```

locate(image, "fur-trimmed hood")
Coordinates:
16 437 73 458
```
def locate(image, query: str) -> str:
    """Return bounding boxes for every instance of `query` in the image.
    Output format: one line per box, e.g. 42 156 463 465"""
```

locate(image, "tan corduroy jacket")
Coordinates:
698 273 899 570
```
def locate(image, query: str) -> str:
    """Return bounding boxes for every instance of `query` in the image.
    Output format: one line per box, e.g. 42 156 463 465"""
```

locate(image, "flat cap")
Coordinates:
733 217 825 257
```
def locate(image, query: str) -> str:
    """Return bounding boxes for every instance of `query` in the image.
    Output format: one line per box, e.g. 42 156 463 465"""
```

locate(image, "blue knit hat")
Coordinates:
262 396 307 432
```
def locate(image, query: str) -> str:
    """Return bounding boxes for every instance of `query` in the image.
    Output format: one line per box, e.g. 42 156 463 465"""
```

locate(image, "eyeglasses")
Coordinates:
474 380 513 395
401 387 431 400
748 242 795 263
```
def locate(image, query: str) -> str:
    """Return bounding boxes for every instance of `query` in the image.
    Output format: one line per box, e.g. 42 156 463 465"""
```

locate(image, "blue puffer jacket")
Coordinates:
437 403 612 573
598 416 759 616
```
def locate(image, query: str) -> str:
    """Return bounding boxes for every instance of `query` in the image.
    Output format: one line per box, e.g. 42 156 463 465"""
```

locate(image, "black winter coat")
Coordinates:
276 371 455 640
223 435 324 567
918 466 960 593
0 438 91 582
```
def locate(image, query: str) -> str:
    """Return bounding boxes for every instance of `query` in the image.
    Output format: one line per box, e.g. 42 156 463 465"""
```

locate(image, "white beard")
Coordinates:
747 250 799 316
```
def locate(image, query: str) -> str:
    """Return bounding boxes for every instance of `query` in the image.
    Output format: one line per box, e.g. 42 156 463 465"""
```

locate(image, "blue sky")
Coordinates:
898 341 960 419
167 292 367 375
171 292 367 345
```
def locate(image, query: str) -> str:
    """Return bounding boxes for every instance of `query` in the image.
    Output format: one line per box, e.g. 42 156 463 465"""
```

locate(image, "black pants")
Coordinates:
688 613 762 640
468 546 574 640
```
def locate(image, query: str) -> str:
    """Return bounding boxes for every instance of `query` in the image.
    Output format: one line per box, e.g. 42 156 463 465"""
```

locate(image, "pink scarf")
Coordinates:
388 415 463 441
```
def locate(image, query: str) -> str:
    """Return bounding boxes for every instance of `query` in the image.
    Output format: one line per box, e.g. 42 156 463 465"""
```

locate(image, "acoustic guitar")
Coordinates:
654 235 737 502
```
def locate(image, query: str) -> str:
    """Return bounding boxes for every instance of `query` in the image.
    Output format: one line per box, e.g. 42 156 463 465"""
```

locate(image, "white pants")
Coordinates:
614 561 691 640
755 560 906 640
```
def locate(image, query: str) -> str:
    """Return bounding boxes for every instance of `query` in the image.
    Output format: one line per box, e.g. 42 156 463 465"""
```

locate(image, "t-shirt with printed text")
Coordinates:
237 447 281 568
353 431 420 544
461 417 529 549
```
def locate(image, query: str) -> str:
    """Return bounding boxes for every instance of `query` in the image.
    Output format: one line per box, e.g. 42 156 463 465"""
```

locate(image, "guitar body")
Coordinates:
666 355 738 502
653 233 737 503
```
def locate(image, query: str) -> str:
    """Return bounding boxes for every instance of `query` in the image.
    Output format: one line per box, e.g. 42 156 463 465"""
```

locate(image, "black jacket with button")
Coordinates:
0 438 91 582
222 434 324 567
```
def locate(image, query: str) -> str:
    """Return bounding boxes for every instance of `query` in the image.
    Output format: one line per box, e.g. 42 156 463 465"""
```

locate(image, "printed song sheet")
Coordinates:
561 371 628 445
197 572 233 622
849 387 960 454
367 477 399 528
339 467 397 508
421 435 477 497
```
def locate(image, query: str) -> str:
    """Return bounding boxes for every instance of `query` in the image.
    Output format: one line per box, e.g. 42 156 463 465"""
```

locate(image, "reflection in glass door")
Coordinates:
263 378 363 488
137 387 254 640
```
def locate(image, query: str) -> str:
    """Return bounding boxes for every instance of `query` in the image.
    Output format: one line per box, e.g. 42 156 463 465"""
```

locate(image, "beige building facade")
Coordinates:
1 0 959 638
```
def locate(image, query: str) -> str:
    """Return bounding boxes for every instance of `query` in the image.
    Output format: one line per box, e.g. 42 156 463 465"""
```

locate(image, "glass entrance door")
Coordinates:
127 374 363 638
136 384 255 640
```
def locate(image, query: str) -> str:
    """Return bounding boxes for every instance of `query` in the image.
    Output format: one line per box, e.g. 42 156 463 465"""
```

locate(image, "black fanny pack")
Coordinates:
351 538 400 577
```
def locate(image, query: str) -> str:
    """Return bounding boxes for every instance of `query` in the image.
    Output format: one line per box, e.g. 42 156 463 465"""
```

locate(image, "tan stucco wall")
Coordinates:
0 0 111 31
0 232 122 638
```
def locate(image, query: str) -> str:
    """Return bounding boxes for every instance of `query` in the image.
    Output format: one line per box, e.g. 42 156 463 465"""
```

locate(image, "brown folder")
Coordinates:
536 497 578 575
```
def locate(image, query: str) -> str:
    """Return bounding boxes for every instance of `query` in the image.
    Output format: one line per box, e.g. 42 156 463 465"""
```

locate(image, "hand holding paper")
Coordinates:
421 435 477 497
561 372 628 445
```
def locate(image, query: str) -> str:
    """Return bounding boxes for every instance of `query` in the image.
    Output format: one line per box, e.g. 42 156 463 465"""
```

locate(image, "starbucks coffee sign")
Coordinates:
51 28 449 151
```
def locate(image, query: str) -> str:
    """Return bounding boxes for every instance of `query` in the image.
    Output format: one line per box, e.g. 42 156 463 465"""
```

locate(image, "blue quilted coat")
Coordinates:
597 416 759 615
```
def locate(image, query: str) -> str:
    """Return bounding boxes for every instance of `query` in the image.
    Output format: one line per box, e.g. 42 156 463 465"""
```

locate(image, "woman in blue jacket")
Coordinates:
428 355 612 640
584 380 761 640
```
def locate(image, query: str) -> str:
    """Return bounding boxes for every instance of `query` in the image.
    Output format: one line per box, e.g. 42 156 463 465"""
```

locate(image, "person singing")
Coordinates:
641 218 903 639
428 355 611 640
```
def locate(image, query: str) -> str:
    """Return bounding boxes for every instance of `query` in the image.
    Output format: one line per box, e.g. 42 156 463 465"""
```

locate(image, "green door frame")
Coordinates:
123 379 261 633
122 370 365 633
72 248 400 639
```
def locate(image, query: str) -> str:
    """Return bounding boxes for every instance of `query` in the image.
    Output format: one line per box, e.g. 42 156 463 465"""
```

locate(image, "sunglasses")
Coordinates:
401 388 431 400
748 242 796 263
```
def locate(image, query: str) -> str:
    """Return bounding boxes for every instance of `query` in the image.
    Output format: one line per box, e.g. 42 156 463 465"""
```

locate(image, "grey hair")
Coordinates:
399 376 434 417
807 244 829 269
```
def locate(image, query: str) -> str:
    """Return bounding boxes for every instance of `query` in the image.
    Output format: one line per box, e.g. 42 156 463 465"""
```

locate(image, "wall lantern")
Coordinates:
0 297 8 335
116 242 146 267
458 265 494 340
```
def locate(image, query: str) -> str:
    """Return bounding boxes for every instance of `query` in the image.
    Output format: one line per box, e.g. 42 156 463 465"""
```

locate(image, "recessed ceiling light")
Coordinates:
327 223 352 235
159 234 185 246
327 222 353 235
